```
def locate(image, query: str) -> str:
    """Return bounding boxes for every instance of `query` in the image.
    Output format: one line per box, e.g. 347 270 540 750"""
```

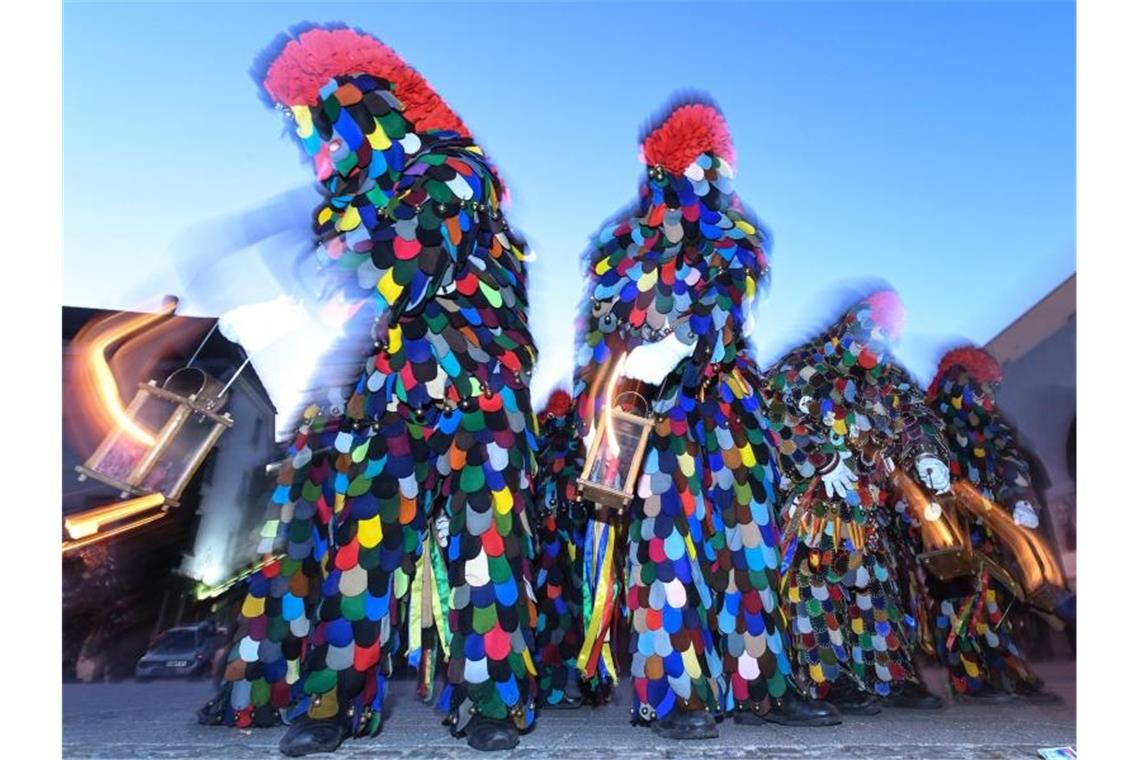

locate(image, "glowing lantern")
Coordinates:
577 372 655 512
892 470 974 582
76 367 234 506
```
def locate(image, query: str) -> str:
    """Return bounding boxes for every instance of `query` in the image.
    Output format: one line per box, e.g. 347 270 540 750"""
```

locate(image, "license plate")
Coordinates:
168 660 188 667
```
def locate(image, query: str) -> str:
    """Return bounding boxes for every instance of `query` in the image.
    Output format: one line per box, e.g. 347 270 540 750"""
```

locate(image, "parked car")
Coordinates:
135 623 215 680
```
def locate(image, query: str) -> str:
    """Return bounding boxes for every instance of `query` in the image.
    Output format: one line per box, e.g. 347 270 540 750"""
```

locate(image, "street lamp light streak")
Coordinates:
64 492 167 540
62 511 168 553
83 304 177 447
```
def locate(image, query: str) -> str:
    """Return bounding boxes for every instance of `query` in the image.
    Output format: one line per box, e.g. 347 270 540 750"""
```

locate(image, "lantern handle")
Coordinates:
612 390 650 418
184 322 219 369
216 353 253 399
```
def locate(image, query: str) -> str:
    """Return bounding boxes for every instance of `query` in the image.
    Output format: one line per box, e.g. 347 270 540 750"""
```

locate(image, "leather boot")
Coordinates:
735 689 841 727
464 715 520 751
954 684 1012 704
825 674 883 715
278 717 348 757
652 709 719 740
882 680 944 710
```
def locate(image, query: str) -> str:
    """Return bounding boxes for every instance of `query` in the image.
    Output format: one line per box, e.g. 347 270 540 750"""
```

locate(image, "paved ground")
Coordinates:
62 661 1075 759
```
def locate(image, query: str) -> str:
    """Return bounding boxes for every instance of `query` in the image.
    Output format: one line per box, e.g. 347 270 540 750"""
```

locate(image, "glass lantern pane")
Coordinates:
141 412 219 496
87 394 177 484
587 414 647 494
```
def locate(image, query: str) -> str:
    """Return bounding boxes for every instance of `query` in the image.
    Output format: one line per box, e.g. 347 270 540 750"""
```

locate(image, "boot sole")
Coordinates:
652 725 719 740
734 713 842 727
835 703 882 716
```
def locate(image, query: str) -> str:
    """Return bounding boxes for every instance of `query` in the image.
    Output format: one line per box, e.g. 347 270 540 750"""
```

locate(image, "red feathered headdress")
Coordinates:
261 26 469 138
926 346 1003 402
640 101 735 175
865 289 906 341
541 389 574 420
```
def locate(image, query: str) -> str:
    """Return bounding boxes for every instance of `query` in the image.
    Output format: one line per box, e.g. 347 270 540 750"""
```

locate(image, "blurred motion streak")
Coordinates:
64 492 167 540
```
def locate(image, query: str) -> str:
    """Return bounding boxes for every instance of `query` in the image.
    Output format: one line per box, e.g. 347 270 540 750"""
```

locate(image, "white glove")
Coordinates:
582 424 597 456
434 514 450 547
820 454 858 498
1012 500 1039 529
621 333 697 386
217 295 311 355
915 455 951 494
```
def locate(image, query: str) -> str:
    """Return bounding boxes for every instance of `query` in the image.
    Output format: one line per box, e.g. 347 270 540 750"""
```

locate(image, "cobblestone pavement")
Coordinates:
62 662 1075 759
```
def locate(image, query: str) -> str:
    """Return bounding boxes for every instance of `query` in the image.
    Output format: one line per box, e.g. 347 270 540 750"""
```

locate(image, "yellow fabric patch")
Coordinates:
367 124 391 151
387 324 402 354
358 515 382 548
850 617 864 634
735 219 756 235
291 106 313 138
335 204 361 232
492 487 514 515
740 444 757 468
378 268 403 306
682 645 702 679
241 594 265 618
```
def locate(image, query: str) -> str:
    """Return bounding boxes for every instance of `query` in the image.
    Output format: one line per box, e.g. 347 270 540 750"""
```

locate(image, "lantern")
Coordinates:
577 380 655 512
75 366 234 507
892 470 975 582
952 481 1069 612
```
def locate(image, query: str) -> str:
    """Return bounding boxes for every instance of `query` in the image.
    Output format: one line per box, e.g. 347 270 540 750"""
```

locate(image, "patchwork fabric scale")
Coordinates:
760 291 951 699
199 25 541 748
921 348 1050 698
531 390 591 708
563 99 801 726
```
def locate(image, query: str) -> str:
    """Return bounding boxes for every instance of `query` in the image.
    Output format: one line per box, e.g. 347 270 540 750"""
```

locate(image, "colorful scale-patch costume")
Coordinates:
531 389 590 707
571 100 797 724
921 347 1048 697
204 26 540 740
760 292 950 699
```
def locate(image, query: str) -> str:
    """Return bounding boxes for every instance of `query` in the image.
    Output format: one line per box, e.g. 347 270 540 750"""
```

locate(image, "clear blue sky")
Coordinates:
64 1 1075 399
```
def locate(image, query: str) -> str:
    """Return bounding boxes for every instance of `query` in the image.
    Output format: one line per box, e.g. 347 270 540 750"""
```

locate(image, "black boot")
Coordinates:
464 714 520 751
824 674 882 715
736 690 841 727
953 684 1012 704
196 696 225 726
1013 682 1063 705
882 681 944 710
278 717 348 757
652 709 719 740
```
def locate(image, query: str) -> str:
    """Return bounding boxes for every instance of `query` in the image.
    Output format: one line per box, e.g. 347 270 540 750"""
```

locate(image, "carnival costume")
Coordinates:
761 291 950 713
197 25 540 754
919 347 1062 702
566 99 838 739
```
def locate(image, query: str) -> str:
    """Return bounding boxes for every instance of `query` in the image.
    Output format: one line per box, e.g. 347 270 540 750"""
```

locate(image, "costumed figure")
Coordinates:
531 389 590 709
915 346 1068 702
761 290 950 713
568 97 839 739
196 25 541 754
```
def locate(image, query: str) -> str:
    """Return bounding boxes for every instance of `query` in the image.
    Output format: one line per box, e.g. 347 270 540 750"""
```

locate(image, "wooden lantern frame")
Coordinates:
577 390 654 512
76 368 234 507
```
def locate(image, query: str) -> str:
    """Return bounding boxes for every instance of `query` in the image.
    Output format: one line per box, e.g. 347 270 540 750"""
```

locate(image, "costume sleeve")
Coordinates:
314 148 491 333
758 358 840 491
881 362 950 471
988 413 1038 508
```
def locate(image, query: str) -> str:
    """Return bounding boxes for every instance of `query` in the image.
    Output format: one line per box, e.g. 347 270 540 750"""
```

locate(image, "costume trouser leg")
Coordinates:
933 573 1043 695
789 547 918 698
434 392 538 731
213 423 334 727
628 412 723 723
846 550 918 696
298 409 428 737
533 504 585 707
698 375 792 715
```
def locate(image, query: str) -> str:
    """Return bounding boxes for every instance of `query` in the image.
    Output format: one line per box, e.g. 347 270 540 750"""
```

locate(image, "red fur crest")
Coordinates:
926 346 1003 401
262 27 469 137
641 103 734 174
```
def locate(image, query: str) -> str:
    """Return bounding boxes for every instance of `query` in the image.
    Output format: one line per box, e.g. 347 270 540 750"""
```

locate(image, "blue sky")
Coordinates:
64 0 1075 400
